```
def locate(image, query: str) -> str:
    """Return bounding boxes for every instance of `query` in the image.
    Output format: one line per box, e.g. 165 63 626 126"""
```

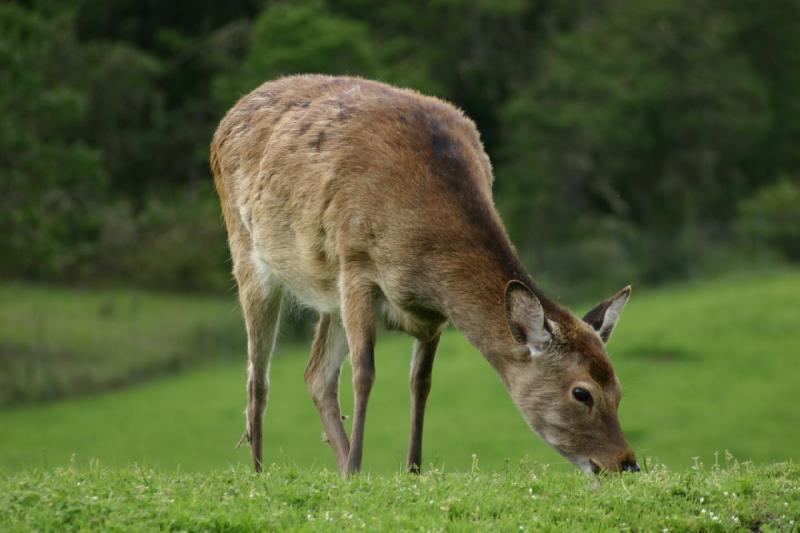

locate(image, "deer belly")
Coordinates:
250 246 340 313
283 277 340 313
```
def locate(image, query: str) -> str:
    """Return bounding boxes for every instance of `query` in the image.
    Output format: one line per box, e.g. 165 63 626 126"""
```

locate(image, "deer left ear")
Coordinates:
582 285 631 344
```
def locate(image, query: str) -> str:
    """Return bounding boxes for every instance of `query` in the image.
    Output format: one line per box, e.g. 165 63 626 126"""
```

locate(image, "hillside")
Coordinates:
1 271 799 473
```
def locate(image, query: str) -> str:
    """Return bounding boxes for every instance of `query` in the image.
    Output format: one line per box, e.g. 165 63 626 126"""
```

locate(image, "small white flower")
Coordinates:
701 509 707 514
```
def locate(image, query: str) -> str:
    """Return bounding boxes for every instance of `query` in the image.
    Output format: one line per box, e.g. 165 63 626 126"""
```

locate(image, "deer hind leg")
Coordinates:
406 334 441 474
304 314 350 471
234 254 283 473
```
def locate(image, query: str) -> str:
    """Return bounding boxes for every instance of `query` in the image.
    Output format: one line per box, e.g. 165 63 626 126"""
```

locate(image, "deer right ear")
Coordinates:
504 280 551 356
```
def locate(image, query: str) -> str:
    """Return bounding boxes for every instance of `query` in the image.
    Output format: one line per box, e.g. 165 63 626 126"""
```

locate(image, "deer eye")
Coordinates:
572 387 593 406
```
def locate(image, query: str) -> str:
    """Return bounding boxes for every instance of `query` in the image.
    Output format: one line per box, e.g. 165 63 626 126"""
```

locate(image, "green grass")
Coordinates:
0 284 244 405
1 462 798 531
0 270 798 475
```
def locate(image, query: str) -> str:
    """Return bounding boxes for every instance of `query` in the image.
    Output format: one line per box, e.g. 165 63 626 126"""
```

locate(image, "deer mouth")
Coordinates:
537 432 602 475
555 448 600 475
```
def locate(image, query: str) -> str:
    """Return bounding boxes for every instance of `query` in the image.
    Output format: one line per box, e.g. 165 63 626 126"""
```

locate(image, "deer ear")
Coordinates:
505 280 551 356
582 285 631 344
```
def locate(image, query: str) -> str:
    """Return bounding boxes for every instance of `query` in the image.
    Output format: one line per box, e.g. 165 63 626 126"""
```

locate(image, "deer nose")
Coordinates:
621 459 640 473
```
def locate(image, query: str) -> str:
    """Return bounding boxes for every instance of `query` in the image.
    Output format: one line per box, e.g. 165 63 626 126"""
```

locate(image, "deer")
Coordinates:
210 74 639 476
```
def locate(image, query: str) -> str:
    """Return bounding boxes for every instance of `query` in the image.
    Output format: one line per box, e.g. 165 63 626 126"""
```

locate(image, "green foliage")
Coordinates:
215 2 382 106
2 0 799 289
0 5 107 279
739 179 800 260
78 42 165 195
1 271 798 471
499 0 772 284
1 462 798 530
727 0 800 173
87 192 232 291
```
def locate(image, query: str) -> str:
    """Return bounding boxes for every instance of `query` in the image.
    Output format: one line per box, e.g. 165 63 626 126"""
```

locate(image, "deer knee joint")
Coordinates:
353 367 375 394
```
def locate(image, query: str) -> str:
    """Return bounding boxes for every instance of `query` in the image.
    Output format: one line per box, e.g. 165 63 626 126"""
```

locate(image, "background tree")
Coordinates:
1 0 797 297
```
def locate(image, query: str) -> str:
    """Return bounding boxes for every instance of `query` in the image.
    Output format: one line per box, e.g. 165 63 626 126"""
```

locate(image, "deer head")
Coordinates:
503 281 638 474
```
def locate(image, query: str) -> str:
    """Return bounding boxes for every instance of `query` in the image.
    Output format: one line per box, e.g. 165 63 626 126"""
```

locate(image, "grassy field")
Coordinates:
1 462 798 530
0 284 244 405
1 271 799 477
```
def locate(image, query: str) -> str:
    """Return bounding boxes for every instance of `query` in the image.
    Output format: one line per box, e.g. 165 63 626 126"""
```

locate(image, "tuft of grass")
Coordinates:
0 284 243 405
1 461 797 531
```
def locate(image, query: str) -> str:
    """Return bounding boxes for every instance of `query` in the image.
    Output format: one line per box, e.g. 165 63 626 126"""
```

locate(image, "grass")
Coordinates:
0 270 798 475
1 461 798 531
0 284 244 405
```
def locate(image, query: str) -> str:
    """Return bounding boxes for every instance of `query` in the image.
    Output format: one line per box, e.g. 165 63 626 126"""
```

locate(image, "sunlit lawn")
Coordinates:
0 270 798 473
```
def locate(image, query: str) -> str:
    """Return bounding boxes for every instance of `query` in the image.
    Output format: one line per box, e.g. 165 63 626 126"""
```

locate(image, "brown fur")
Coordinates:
211 75 637 475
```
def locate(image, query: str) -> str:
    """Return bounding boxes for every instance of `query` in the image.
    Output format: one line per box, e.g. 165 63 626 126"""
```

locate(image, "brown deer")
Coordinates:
211 75 638 476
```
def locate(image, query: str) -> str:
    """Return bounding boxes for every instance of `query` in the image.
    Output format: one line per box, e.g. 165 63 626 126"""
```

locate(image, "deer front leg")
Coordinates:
406 334 440 473
341 279 377 476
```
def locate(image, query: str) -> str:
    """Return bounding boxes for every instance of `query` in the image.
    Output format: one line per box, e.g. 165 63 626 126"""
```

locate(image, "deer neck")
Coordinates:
429 231 569 386
432 248 529 377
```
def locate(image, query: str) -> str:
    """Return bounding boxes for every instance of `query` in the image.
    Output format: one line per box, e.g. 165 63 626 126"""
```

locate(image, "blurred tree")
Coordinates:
213 2 382 107
727 0 800 178
74 0 259 195
1 0 798 291
78 42 165 199
0 5 107 278
498 0 769 280
739 179 800 261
